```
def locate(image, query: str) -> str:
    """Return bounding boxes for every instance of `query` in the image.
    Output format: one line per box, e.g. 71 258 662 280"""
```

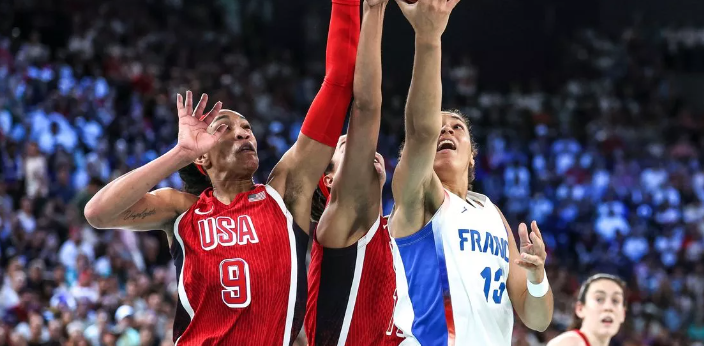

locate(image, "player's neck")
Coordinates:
579 328 610 346
438 173 469 200
210 178 256 204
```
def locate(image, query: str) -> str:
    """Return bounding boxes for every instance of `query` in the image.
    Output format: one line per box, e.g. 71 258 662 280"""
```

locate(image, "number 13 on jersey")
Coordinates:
220 259 251 308
480 266 506 304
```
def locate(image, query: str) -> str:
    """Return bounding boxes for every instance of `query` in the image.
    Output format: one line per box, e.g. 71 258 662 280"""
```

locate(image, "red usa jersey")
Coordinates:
169 185 308 346
305 216 404 346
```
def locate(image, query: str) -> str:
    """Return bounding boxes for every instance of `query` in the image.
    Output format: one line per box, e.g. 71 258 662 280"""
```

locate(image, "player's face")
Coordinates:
203 110 259 176
576 279 626 338
328 135 386 188
433 113 475 181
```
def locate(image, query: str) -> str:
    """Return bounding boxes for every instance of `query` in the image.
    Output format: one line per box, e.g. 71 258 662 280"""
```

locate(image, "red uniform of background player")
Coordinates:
305 1 403 345
83 0 361 343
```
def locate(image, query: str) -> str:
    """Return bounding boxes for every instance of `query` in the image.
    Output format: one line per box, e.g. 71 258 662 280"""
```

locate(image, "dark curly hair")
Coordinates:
310 162 335 223
397 109 478 189
178 163 212 195
568 273 627 330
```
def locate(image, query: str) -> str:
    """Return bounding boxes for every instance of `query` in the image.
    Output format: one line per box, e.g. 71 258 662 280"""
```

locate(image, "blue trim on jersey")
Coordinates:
395 222 448 346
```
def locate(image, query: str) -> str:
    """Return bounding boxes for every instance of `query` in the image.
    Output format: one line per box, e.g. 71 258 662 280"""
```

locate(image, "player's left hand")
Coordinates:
516 221 547 284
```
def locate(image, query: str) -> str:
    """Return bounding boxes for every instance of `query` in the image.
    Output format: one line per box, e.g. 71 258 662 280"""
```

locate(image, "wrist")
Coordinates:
415 34 442 46
527 269 549 298
168 146 198 167
527 267 545 284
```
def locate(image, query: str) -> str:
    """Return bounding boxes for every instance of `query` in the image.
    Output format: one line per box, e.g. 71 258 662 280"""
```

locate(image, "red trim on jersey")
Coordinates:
196 164 206 176
574 330 591 346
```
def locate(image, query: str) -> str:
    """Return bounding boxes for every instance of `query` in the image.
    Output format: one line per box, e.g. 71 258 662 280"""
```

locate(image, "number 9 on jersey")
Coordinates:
220 258 251 308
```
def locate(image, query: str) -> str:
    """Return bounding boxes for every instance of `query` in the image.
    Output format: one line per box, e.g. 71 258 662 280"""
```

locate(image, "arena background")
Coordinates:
1 0 704 345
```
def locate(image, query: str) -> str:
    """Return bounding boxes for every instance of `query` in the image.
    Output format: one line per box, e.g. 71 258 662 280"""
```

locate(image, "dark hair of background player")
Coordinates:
178 163 212 196
568 273 628 330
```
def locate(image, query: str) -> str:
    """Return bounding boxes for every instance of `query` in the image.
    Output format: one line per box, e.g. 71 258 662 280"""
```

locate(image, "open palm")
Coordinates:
175 91 226 161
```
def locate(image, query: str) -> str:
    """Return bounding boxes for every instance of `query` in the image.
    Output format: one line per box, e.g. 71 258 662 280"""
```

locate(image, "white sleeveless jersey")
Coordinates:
391 190 513 346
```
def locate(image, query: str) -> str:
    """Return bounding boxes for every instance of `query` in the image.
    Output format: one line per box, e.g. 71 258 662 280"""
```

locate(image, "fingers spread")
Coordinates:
193 94 208 118
529 232 544 252
531 220 543 239
518 222 531 245
201 101 223 123
176 94 185 117
185 90 193 116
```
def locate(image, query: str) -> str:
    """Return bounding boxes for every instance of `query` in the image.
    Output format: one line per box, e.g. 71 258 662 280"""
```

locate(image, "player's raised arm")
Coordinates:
84 92 224 233
391 0 460 231
316 0 388 247
267 0 360 231
498 210 554 332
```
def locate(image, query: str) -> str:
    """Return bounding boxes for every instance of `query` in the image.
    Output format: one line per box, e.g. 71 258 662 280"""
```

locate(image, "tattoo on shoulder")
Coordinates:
123 208 157 221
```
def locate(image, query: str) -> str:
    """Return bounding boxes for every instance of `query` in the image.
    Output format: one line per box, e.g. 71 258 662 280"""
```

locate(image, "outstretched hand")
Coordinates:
515 221 547 284
395 0 460 39
175 91 227 161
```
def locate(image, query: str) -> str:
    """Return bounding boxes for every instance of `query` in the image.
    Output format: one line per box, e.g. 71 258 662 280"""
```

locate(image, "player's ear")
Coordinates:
323 172 334 189
194 154 210 169
575 301 586 319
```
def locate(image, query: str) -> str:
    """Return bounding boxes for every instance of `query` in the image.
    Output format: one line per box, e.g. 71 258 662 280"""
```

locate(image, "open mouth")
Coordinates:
237 142 256 153
601 317 614 325
437 139 457 152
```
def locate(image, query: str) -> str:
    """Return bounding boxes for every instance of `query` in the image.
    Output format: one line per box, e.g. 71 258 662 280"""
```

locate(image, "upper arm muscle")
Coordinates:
91 188 196 231
391 137 443 217
268 137 335 234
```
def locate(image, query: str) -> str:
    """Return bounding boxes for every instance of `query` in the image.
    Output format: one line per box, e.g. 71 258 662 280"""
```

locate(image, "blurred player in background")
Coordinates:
304 0 403 345
547 274 627 346
82 0 361 342
388 0 554 345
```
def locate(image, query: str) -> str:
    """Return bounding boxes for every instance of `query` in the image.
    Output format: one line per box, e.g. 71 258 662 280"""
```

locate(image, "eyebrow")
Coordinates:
213 115 229 123
593 290 623 296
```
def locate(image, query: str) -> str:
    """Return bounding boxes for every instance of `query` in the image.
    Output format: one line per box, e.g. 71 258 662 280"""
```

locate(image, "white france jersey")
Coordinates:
391 190 513 346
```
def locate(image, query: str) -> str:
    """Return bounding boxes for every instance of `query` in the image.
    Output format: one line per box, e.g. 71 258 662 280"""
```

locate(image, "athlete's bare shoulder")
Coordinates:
546 331 587 346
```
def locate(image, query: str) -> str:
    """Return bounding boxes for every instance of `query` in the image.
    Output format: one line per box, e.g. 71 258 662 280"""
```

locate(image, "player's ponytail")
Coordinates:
178 163 213 195
568 273 627 330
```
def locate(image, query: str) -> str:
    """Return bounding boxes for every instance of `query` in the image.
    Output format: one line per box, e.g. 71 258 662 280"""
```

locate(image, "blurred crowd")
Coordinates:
0 0 703 345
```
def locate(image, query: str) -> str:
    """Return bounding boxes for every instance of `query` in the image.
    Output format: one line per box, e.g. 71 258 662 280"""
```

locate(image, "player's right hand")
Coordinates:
175 91 226 161
396 0 460 39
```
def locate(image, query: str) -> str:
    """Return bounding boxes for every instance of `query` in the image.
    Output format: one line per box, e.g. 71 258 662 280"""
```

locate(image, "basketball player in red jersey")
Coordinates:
83 0 361 343
304 0 402 345
547 274 627 346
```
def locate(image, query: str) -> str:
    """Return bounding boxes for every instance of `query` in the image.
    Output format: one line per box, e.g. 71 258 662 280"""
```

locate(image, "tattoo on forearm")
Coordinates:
123 208 157 221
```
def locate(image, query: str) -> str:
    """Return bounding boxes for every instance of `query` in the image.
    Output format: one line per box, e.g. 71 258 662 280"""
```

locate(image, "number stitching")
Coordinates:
219 258 251 308
480 266 506 304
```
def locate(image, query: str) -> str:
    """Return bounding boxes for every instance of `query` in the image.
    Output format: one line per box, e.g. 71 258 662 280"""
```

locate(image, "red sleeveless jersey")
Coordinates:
169 185 308 346
305 216 404 346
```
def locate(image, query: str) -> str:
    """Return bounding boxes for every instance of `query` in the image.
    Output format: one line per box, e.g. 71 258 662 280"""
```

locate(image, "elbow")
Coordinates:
524 316 552 332
84 200 108 229
531 320 551 333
